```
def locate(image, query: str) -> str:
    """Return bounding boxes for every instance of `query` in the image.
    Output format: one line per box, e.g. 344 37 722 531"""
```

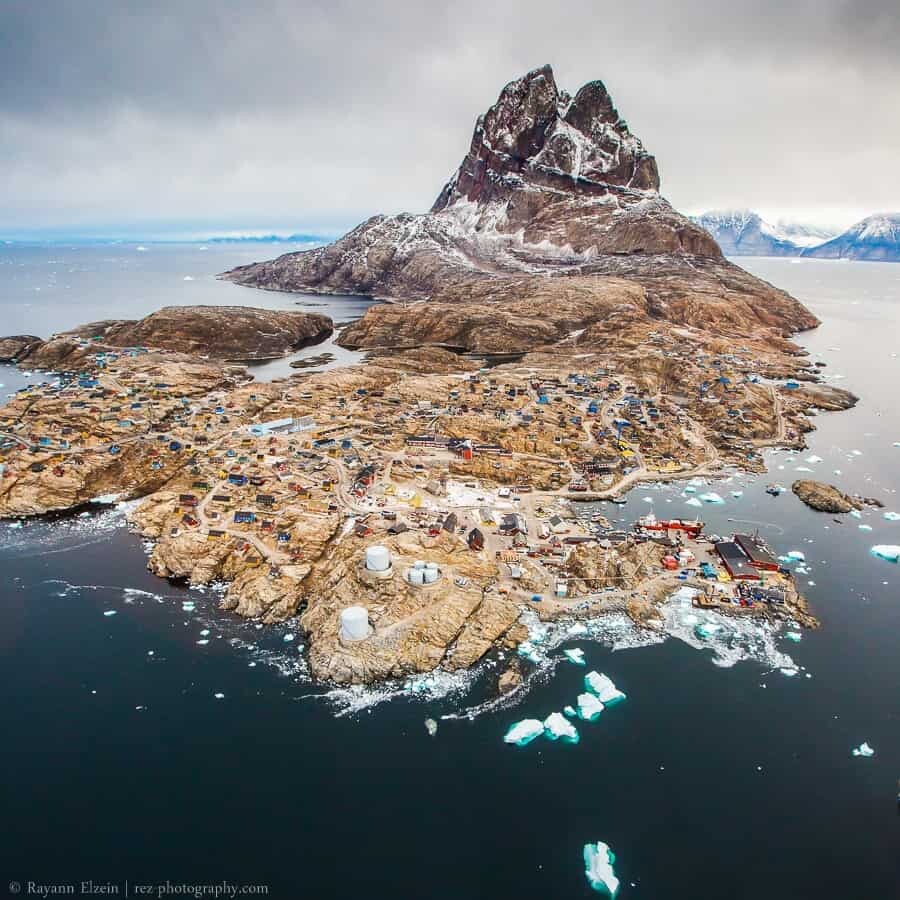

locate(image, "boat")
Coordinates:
608 495 627 505
636 514 704 537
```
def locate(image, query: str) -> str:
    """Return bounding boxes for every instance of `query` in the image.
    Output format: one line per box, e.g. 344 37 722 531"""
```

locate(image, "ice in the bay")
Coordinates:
102 610 117 617
504 719 544 746
806 455 823 463
786 551 806 562
424 718 438 736
577 692 605 721
859 524 873 531
685 497 702 508
543 712 580 744
700 492 725 504
518 641 545 664
785 631 802 643
883 511 900 521
584 671 626 705
564 705 577 718
583 841 620 897
564 647 586 666
870 545 900 563
213 692 225 700
851 742 875 758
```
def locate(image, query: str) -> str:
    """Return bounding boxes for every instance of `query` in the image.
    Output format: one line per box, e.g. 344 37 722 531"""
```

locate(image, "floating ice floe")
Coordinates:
564 647 586 666
851 742 875 758
518 640 545 664
183 275 194 281
213 692 225 700
577 692 605 721
196 639 209 645
504 719 545 746
794 466 813 473
283 633 295 642
884 511 900 521
700 492 725 504
785 551 806 562
424 718 438 736
805 455 823 464
695 621 726 639
181 601 195 612
685 497 702 508
102 610 117 617
870 545 900 563
785 631 802 643
731 490 744 498
584 671 626 705
683 486 697 494
544 712 580 744
583 841 620 898
859 525 873 531
850 510 862 519
564 705 577 718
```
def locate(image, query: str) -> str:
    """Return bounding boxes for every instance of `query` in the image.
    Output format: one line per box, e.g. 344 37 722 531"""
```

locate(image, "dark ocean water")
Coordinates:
1 250 898 899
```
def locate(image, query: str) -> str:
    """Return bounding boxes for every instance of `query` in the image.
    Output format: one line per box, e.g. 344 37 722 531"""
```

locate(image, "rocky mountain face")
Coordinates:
223 65 819 353
803 213 900 262
8 306 332 365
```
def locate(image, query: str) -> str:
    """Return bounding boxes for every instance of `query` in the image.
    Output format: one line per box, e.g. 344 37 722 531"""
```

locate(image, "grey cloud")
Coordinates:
1 0 899 232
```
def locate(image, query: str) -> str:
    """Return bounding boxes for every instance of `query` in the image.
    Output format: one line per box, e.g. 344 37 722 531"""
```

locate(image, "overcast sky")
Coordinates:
2 0 898 236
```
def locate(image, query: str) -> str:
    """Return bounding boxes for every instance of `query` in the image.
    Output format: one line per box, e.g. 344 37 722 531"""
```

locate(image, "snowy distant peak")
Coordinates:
432 65 659 213
693 209 822 257
846 213 900 240
803 212 900 262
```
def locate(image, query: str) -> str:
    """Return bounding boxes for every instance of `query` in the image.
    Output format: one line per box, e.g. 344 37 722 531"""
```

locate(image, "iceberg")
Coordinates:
583 841 620 897
870 545 900 563
805 455 823 464
213 692 225 700
859 524 873 531
102 610 117 617
543 712 580 744
584 671 626 705
851 742 875 758
883 511 900 521
695 621 726 639
564 705 577 718
424 718 438 736
785 631 802 643
700 492 725 504
504 719 544 746
685 497 702 508
577 692 605 721
731 490 744 498
517 640 545 664
564 647 586 666
785 551 806 562
683 486 697 494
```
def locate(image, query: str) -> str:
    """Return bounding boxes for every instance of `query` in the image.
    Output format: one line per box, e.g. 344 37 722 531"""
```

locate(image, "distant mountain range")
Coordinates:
693 210 900 261
204 233 326 245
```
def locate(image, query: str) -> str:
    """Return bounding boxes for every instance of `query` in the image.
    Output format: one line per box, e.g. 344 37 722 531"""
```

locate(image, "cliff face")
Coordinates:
222 65 818 353
8 306 333 365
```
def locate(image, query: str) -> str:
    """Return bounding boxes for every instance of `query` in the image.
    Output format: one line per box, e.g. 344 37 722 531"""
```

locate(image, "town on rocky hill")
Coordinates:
0 66 859 688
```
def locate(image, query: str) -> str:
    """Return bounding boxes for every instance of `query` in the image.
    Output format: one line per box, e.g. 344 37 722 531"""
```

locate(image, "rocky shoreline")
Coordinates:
0 66 854 688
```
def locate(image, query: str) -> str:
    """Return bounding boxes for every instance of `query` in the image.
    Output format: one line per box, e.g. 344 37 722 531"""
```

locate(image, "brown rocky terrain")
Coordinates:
790 479 879 514
6 305 332 366
0 335 42 362
223 65 818 357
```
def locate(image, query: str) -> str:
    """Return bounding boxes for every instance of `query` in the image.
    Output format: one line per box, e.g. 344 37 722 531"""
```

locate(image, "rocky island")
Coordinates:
0 67 852 686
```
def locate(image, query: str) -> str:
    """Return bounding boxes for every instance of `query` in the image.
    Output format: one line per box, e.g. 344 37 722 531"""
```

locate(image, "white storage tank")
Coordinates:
423 567 439 584
365 545 391 572
340 606 370 641
408 567 425 585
